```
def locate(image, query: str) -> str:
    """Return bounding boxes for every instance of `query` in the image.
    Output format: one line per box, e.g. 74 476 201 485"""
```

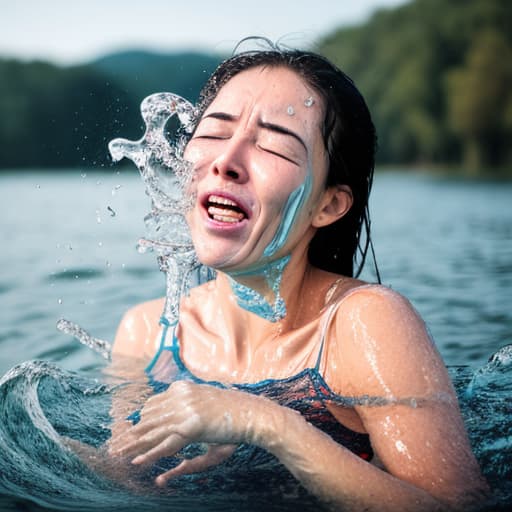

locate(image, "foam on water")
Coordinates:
0 349 511 511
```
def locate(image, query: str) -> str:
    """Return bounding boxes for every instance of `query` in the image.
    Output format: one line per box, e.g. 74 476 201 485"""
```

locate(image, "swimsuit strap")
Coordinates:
314 283 382 373
314 300 341 371
160 316 190 374
145 315 178 374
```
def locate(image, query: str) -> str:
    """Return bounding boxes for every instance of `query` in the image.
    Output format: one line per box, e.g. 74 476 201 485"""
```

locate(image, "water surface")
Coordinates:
0 169 510 510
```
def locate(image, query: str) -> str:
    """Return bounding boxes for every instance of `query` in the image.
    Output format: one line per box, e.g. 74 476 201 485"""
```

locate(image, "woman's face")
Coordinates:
184 65 329 272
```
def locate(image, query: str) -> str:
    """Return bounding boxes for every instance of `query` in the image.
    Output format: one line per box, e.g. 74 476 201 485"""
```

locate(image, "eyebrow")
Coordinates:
202 112 308 153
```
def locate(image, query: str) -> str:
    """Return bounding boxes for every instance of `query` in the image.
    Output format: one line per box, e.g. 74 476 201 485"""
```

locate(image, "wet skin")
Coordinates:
183 66 333 276
110 66 489 511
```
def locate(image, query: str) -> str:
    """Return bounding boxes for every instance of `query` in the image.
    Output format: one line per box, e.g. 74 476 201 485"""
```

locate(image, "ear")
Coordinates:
312 184 353 228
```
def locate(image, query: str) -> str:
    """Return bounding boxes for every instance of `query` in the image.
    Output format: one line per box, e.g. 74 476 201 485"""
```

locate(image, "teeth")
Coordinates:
208 205 244 222
208 194 238 207
212 214 240 223
206 194 246 223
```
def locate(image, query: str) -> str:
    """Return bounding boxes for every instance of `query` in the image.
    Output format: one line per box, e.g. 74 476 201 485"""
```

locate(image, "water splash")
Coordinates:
108 92 214 323
465 344 512 398
458 344 512 498
0 350 510 511
56 319 112 361
57 93 212 354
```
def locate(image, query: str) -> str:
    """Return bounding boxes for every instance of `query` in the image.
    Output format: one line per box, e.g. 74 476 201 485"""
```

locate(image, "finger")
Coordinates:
128 412 175 437
108 430 139 455
111 423 171 457
131 432 187 466
154 444 238 486
109 412 178 455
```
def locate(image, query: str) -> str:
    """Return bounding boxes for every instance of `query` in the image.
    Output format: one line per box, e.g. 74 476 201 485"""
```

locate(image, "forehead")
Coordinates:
205 66 324 130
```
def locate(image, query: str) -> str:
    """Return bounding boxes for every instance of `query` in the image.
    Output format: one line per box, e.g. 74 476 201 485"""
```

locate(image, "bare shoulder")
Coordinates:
112 297 166 359
332 284 451 396
328 284 488 506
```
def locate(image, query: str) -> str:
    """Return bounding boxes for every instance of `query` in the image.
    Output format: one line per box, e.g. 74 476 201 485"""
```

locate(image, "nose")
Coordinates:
210 137 249 183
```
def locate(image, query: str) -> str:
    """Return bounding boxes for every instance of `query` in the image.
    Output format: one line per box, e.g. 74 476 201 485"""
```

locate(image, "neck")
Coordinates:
220 246 312 330
226 255 290 322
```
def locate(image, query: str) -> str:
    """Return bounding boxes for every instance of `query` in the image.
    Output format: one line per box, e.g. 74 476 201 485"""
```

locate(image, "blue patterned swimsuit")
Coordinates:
129 302 373 501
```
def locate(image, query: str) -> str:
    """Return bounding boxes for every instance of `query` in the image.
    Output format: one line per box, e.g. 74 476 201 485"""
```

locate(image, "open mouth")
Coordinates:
206 194 248 223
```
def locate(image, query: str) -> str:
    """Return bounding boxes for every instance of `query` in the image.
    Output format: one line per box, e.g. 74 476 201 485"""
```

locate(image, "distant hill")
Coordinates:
1 0 511 172
91 50 224 102
316 0 512 172
0 50 224 169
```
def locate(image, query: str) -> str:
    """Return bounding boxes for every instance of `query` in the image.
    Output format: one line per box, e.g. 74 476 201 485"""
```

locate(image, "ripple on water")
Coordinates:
122 266 159 278
0 329 24 344
37 342 83 362
47 268 105 281
0 282 14 295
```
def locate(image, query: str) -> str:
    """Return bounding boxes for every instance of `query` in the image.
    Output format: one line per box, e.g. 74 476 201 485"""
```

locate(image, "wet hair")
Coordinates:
194 37 379 280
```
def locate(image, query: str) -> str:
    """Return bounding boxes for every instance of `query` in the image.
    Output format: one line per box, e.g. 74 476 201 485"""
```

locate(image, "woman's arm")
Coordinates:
109 287 488 511
318 286 488 510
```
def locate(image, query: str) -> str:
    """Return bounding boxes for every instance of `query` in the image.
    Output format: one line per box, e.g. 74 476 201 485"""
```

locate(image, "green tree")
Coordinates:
445 29 512 171
317 0 512 172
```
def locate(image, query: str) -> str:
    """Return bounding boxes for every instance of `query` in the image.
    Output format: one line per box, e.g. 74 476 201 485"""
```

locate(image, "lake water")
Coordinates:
1 169 510 372
0 169 511 510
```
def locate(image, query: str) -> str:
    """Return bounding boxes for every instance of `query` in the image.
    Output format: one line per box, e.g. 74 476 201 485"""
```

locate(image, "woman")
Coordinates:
109 43 488 511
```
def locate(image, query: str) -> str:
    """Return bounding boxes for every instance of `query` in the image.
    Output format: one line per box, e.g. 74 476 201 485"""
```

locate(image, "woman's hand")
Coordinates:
108 380 282 485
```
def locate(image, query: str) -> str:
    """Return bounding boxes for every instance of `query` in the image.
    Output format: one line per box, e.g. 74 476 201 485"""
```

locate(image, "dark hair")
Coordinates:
194 38 379 279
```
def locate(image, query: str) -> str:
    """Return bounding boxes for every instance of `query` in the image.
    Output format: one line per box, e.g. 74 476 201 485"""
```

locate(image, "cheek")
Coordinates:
252 158 307 208
183 143 205 166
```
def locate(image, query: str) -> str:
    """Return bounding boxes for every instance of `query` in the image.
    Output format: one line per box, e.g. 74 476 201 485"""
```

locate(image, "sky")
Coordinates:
1 0 409 65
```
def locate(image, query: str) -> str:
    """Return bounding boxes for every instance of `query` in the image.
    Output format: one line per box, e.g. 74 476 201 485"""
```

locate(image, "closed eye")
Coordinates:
194 134 229 140
258 145 299 165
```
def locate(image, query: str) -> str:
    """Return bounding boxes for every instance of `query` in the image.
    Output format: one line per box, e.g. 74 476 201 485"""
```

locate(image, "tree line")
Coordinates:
1 0 510 173
316 0 512 173
0 52 221 169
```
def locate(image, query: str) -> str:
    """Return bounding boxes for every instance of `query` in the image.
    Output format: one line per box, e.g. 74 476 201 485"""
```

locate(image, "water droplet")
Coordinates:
95 209 102 223
111 184 122 196
286 106 295 116
58 298 63 304
304 96 315 107
106 261 111 267
36 184 41 189
81 172 87 178
107 206 116 217
98 241 103 247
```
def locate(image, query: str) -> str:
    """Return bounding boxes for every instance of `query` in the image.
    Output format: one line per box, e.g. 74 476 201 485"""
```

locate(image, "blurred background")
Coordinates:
2 0 511 173
1 5 511 508
0 0 511 374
